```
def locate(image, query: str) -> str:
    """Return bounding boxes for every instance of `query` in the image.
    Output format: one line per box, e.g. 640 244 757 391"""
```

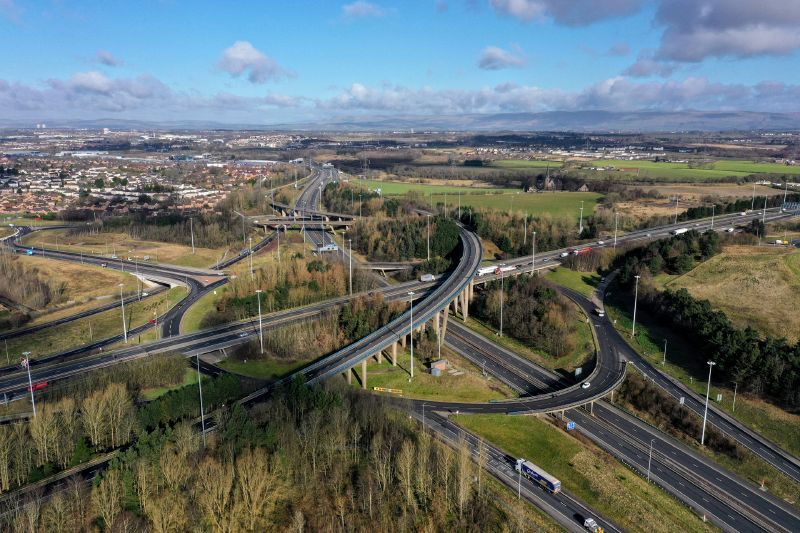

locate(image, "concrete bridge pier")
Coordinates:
361 360 367 389
375 350 383 364
400 334 406 348
441 310 449 339
345 368 352 385
391 341 398 366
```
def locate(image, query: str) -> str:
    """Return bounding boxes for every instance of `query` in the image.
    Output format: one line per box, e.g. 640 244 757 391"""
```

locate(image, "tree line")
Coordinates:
202 252 378 329
472 274 581 357
613 231 799 407
0 355 242 495
2 381 531 532
349 214 460 269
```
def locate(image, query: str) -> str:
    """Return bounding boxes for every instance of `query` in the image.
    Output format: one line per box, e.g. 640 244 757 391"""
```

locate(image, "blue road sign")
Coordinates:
566 421 576 431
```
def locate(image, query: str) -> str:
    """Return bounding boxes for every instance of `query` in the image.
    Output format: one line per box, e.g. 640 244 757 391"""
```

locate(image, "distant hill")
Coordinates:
3 110 800 133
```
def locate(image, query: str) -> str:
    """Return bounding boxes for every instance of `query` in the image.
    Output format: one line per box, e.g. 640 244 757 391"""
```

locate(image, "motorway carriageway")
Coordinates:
436 320 800 533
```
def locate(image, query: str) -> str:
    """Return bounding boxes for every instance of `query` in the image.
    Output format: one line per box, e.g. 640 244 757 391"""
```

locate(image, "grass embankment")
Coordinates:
455 414 715 533
355 179 602 222
218 357 309 380
545 267 600 299
351 348 515 402
4 287 187 359
658 246 800 342
21 229 231 269
139 367 196 401
15 255 140 317
180 235 316 334
604 283 800 459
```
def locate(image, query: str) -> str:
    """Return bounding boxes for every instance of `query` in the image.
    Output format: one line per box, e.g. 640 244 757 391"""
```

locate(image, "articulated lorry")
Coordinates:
515 458 561 493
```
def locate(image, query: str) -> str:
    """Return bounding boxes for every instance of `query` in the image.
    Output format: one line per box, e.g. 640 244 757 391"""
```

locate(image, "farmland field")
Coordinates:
661 245 800 342
355 179 602 221
490 160 564 169
570 159 800 180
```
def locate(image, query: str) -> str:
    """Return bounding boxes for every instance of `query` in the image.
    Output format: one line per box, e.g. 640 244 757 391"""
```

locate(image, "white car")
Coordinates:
581 382 591 389
597 240 605 245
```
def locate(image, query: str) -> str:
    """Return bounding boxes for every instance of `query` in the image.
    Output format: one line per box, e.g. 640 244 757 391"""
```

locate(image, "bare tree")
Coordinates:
81 390 106 449
456 433 472 519
92 468 122 532
477 438 488 496
41 492 69 533
234 448 278 531
396 439 415 508
0 425 13 491
195 457 235 532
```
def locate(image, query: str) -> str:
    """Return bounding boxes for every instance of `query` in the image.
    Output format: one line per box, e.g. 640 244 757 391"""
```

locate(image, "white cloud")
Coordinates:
217 41 293 84
478 46 527 70
96 49 122 67
624 50 676 78
490 0 644 26
655 0 800 62
316 77 800 114
342 1 387 19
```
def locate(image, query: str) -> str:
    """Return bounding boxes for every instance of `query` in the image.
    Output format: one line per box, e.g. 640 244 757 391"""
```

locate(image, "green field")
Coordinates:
545 267 601 298
350 349 515 402
355 179 602 221
218 357 309 380
490 160 564 169
140 367 196 401
570 159 800 181
455 414 715 533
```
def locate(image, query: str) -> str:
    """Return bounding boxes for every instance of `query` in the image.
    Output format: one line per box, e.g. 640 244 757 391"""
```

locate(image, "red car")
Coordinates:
28 381 48 392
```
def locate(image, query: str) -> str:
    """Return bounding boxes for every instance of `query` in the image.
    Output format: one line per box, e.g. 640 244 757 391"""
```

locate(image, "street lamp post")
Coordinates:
711 204 715 229
674 196 679 224
119 283 127 344
422 402 428 433
499 270 505 338
531 231 536 274
256 289 264 354
190 217 195 254
408 291 415 379
249 236 254 279
196 354 206 447
647 439 655 482
662 339 667 365
732 381 738 413
614 212 619 249
21 352 35 417
426 214 431 261
701 361 717 446
631 275 641 338
348 238 353 296
579 201 584 234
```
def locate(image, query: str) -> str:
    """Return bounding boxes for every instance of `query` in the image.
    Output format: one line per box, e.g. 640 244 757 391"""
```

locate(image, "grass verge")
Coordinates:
351 348 515 402
4 287 187 359
139 367 196 401
604 281 800 458
455 414 715 533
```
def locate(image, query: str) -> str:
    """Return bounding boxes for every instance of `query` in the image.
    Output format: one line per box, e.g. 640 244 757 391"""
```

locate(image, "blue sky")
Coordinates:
1 0 799 124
